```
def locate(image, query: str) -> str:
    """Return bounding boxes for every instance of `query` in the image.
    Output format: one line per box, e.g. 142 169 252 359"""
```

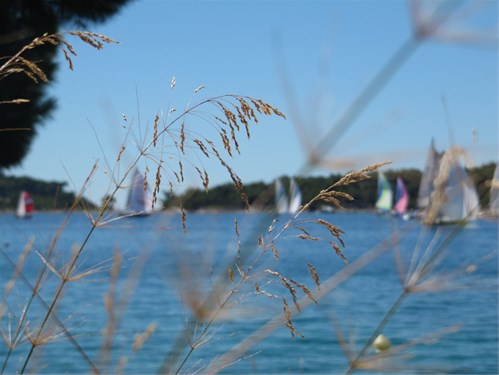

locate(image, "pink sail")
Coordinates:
394 177 409 214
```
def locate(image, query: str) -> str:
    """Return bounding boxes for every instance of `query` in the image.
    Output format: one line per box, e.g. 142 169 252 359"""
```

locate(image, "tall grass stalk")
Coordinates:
1 30 289 374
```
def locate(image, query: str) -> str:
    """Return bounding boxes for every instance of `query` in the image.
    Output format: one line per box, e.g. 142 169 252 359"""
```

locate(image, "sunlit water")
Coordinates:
0 211 497 374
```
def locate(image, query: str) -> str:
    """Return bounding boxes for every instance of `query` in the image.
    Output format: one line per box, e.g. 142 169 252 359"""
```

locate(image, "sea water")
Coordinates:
0 211 497 374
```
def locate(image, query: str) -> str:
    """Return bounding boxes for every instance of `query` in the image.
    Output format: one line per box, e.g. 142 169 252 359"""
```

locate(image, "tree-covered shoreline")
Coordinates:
0 162 495 212
0 172 95 211
164 162 497 212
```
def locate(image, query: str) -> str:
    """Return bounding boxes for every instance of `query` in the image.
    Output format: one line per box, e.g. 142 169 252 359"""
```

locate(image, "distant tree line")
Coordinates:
163 162 497 211
0 162 495 212
0 173 94 210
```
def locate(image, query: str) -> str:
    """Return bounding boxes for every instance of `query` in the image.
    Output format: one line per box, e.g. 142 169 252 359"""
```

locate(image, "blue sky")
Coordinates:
11 0 498 208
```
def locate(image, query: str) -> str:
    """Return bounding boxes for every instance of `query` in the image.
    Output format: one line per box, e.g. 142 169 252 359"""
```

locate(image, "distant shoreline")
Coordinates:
0 207 382 215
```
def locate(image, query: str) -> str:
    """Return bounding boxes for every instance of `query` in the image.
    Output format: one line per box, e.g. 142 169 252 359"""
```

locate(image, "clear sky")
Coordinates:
10 0 498 208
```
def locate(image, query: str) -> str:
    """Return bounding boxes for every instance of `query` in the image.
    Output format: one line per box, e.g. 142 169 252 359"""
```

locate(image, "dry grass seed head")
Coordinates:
320 191 354 209
203 170 210 192
282 298 303 339
208 141 249 208
268 218 278 233
319 195 342 208
235 99 253 138
227 267 234 282
108 94 282 234
234 218 240 237
9 32 118 79
178 160 184 183
152 164 162 205
0 99 30 105
297 226 311 236
68 31 118 50
230 127 240 155
249 98 286 119
133 322 158 352
180 206 187 234
254 281 260 293
218 108 241 155
234 219 244 276
217 101 238 131
254 281 279 299
116 145 126 162
235 106 248 136
194 166 209 192
257 235 264 248
13 56 48 83
334 162 391 187
316 219 345 247
153 114 159 147
266 269 300 311
297 234 320 241
330 241 348 264
173 170 181 184
219 128 233 157
213 115 228 128
289 279 317 304
194 84 205 93
180 122 186 153
193 138 210 158
270 243 279 260
307 263 321 290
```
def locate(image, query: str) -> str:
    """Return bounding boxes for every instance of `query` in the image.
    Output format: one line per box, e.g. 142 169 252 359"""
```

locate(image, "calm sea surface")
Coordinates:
0 211 497 374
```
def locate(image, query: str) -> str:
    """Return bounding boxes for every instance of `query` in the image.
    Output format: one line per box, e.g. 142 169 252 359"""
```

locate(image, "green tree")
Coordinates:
469 161 496 207
0 0 132 168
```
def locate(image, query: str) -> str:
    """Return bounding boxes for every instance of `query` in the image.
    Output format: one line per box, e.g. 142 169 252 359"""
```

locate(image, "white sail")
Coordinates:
16 193 26 218
16 191 34 219
490 164 499 216
417 139 443 211
126 169 153 216
275 178 289 214
275 177 303 214
424 148 479 225
438 160 479 222
288 178 302 214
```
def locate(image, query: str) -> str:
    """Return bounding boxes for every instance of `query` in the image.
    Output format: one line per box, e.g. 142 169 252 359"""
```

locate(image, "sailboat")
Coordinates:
375 171 393 213
16 191 34 219
422 148 480 225
485 164 499 218
488 164 499 217
125 169 153 217
417 139 444 212
288 178 302 214
274 177 302 214
275 178 289 214
394 176 411 220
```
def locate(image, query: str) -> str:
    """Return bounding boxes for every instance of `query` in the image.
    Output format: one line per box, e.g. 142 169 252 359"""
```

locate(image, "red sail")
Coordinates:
24 192 34 213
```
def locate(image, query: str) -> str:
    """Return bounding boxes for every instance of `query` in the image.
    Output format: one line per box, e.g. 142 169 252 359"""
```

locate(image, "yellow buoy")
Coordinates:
373 334 391 352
